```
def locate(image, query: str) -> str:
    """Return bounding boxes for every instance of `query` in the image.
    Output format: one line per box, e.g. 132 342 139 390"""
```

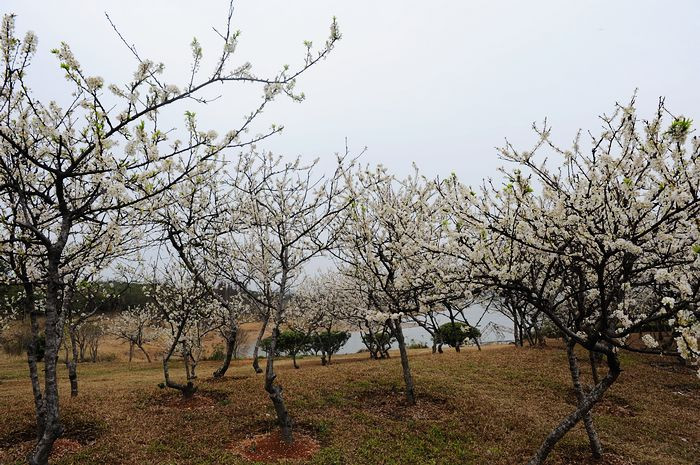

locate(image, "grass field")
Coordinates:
0 344 698 465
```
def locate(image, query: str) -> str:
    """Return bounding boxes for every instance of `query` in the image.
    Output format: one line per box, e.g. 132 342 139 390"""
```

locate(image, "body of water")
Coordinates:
244 306 514 357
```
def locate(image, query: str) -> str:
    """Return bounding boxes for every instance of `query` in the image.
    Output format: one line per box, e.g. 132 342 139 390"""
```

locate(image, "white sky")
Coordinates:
5 0 700 188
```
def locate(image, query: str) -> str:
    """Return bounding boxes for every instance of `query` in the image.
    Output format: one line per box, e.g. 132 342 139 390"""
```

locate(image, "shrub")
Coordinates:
262 330 311 359
309 331 350 364
436 322 480 350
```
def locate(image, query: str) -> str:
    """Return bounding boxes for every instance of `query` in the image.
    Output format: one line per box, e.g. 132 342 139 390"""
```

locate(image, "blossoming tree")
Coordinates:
161 148 354 442
0 5 341 462
210 286 253 378
334 165 468 404
62 275 127 397
109 304 158 363
286 272 357 365
145 261 225 397
442 97 700 464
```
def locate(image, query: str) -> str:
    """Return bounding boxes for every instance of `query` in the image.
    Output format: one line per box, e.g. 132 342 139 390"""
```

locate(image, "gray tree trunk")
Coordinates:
29 265 66 465
589 350 600 385
26 301 45 440
163 357 197 398
138 344 151 363
263 264 293 443
265 324 293 443
78 340 86 362
162 324 197 398
190 353 197 380
566 342 603 459
252 311 270 374
66 331 79 397
89 343 98 363
388 318 416 405
527 351 620 465
213 328 237 378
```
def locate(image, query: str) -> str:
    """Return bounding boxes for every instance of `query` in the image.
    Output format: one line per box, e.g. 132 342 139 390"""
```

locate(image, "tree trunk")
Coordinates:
190 355 197 380
128 341 135 363
264 259 295 443
138 344 151 363
455 344 461 353
535 325 545 347
213 329 236 378
163 356 197 398
67 331 79 397
381 345 390 358
292 353 299 369
27 305 45 440
437 343 443 354
566 342 603 459
183 350 192 380
78 341 86 363
61 340 69 364
527 352 620 465
264 324 293 443
525 325 535 346
29 270 65 465
589 350 600 386
252 312 270 374
162 327 197 398
388 318 416 405
473 337 481 351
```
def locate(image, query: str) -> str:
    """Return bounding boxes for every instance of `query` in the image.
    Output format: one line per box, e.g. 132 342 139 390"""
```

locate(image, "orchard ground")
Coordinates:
0 343 698 465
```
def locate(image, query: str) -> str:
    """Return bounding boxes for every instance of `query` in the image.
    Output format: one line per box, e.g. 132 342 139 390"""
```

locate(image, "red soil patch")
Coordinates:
229 430 320 462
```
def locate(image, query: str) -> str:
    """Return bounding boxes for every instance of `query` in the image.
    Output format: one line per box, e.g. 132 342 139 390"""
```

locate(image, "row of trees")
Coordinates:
0 3 343 463
138 94 700 465
0 3 698 465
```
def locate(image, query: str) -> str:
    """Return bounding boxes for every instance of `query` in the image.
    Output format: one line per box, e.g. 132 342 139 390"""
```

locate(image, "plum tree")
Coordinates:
0 4 341 461
442 97 700 464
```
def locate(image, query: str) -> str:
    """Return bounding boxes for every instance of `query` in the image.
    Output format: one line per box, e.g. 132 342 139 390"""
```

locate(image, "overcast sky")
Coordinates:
5 0 700 187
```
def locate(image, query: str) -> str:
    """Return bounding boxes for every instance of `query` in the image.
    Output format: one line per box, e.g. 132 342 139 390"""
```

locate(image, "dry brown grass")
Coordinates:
0 343 697 465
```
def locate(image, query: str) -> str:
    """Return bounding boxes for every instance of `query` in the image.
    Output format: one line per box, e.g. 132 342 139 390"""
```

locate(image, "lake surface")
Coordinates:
339 305 514 354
